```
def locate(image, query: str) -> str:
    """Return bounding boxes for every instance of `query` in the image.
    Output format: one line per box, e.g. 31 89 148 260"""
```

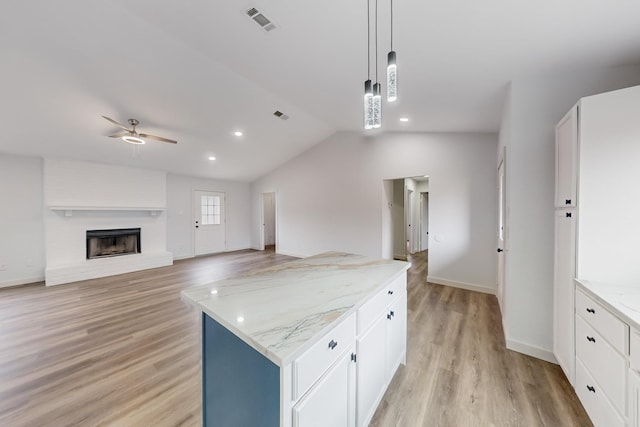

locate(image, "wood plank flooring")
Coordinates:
371 251 591 427
0 249 591 426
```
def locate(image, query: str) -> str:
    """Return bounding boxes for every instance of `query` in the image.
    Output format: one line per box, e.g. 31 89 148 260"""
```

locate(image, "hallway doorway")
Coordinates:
261 192 276 251
382 176 429 266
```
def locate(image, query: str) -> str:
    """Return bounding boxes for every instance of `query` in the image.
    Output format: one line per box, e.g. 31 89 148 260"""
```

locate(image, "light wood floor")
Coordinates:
0 249 591 426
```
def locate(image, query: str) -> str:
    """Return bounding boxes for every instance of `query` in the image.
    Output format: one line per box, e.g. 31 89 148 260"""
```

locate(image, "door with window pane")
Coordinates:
194 190 226 256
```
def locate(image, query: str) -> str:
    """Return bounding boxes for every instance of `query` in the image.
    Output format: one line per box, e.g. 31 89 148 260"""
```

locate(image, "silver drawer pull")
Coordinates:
328 340 338 350
587 385 595 393
586 308 596 314
586 336 596 343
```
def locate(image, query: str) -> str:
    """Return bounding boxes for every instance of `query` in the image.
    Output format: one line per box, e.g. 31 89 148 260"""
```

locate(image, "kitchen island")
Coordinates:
181 251 410 427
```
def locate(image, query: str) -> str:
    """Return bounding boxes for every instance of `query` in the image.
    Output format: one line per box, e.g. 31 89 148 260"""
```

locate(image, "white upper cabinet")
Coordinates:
577 85 640 285
555 105 579 208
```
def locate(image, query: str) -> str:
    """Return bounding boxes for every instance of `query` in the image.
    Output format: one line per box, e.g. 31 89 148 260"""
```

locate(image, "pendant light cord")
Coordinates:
390 0 393 50
375 0 378 83
367 0 370 80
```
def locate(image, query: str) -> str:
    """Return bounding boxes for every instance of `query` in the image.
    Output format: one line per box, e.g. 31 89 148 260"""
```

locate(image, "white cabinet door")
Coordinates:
630 369 640 427
293 348 356 427
555 105 578 208
356 315 387 427
386 291 407 381
553 209 576 385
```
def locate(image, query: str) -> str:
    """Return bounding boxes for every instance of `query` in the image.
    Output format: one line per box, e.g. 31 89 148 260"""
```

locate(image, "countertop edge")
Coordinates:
278 265 410 366
182 263 410 367
575 278 640 332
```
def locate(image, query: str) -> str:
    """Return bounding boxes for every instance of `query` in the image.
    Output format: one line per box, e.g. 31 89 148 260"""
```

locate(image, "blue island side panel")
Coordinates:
203 313 280 427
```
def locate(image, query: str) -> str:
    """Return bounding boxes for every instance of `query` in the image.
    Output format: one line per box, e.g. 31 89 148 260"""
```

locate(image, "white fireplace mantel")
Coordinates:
48 206 166 217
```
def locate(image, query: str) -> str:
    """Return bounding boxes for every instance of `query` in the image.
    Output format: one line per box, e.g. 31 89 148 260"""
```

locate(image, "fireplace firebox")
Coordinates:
86 228 141 259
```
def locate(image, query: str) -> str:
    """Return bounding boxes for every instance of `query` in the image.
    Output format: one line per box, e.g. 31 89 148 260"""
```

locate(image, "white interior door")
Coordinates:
194 190 226 256
262 192 276 247
421 193 429 251
497 157 506 312
406 189 413 254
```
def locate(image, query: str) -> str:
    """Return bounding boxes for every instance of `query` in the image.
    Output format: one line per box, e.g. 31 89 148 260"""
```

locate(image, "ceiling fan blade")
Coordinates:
139 133 178 144
102 115 131 131
108 130 132 138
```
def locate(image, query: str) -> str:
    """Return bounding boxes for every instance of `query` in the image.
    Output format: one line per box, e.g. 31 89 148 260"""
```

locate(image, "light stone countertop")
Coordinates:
181 251 410 367
575 279 640 331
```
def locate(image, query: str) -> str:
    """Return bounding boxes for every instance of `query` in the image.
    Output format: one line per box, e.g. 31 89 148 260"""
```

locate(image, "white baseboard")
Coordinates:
275 249 308 258
0 274 45 288
426 276 496 295
505 338 557 364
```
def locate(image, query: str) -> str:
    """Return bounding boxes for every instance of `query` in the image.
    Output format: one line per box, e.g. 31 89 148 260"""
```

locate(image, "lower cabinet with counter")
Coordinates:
182 252 410 427
573 281 640 427
574 287 627 427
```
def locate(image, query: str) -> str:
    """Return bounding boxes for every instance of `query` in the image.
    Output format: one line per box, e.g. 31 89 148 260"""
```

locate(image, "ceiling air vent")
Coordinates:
246 7 277 32
273 110 290 120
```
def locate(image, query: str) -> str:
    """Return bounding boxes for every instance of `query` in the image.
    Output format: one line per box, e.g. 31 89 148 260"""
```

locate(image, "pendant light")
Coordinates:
387 0 397 102
373 82 382 128
363 0 373 129
364 80 373 129
372 0 382 128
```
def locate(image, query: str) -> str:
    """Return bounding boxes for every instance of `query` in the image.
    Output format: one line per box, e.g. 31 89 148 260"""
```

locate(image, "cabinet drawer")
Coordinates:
631 329 640 372
575 358 625 427
293 313 356 401
357 272 406 335
575 316 627 415
576 289 628 354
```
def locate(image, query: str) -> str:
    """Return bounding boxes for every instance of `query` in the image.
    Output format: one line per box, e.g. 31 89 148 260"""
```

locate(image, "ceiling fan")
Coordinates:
102 116 178 145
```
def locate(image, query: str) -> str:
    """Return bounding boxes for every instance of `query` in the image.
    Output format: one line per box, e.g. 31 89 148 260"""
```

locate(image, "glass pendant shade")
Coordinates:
364 80 374 130
387 51 397 102
373 83 382 128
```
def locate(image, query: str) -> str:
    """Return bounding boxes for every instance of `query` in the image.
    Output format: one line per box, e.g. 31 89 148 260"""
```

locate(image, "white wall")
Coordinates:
0 153 45 287
499 64 640 361
44 158 166 208
167 173 251 259
251 131 498 291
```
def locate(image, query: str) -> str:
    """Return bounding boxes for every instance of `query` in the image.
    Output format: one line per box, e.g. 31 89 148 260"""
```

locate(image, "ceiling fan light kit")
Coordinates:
122 136 146 145
102 115 178 145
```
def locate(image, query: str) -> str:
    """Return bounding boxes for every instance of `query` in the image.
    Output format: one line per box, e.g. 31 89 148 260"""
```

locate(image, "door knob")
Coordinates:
497 248 503 253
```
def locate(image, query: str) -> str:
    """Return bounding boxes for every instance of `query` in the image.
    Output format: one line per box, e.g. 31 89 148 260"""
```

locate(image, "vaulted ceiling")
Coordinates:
1 0 639 181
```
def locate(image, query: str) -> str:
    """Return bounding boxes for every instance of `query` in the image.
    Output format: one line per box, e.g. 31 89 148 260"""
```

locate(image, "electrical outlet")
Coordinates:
0 263 7 271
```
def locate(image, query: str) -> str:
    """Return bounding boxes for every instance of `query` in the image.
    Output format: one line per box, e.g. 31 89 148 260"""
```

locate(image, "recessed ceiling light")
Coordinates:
208 156 216 161
399 117 409 122
210 289 218 295
234 131 243 137
237 316 245 323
